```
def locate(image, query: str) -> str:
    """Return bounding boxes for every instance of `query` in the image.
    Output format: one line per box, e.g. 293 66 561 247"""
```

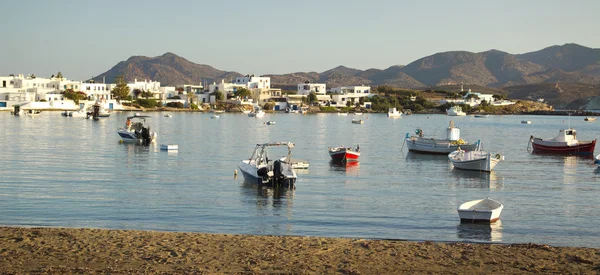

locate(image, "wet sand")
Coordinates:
1 226 598 274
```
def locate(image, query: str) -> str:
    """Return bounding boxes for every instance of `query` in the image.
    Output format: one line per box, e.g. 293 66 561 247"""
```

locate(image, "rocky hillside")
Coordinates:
92 52 241 86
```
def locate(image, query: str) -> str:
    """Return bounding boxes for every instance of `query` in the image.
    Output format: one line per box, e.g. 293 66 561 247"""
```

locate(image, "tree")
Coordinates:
56 72 63 79
142 90 153 99
493 94 506 101
187 91 195 104
111 75 130 102
63 89 86 104
234 87 252 99
307 91 317 104
211 91 223 101
133 88 142 98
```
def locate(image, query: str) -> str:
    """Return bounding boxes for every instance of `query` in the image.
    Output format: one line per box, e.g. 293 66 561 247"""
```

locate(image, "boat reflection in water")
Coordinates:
457 220 503 242
241 182 294 234
450 169 504 190
329 160 360 173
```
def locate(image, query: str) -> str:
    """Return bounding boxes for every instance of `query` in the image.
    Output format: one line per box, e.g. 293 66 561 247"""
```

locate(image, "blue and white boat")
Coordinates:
117 113 157 144
238 142 297 187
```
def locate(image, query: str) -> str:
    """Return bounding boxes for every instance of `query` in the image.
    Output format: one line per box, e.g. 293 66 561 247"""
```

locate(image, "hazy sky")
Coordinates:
1 0 598 81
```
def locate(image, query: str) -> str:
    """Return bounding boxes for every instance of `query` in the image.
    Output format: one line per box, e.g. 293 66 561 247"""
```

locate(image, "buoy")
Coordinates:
234 169 238 178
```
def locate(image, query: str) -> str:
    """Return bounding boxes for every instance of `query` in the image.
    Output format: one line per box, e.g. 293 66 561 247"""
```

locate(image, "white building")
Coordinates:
297 82 326 95
233 74 270 89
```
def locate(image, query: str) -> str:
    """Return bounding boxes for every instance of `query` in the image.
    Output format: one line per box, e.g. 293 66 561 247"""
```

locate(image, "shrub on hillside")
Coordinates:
136 99 158 108
166 102 184 108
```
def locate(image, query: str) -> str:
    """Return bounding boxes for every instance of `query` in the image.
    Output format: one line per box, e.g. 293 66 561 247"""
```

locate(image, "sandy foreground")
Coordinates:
1 227 599 274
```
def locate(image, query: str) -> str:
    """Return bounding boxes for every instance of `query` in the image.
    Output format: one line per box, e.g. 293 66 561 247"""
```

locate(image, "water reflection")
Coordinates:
450 170 504 190
329 160 360 173
404 151 448 162
456 220 503 242
241 182 294 211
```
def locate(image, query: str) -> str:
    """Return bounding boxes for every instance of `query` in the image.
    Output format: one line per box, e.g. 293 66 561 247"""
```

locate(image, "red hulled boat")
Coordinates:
529 128 596 155
329 145 360 162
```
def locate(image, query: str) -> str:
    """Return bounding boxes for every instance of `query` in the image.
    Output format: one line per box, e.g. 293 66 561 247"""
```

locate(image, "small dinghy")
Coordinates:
457 198 504 223
160 144 178 151
448 148 503 172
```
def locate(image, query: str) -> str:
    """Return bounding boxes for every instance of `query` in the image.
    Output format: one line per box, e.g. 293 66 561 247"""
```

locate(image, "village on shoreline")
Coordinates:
0 73 571 116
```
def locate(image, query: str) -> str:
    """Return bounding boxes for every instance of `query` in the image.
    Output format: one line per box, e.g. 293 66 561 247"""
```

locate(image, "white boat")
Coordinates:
238 142 297 187
266 121 275 125
117 114 157 144
62 109 87 118
248 109 265 118
164 113 172 117
584 117 596 121
521 120 531 124
86 104 111 120
351 119 364 124
474 114 489 118
457 198 504 223
387 107 402 118
23 109 42 116
448 148 503 172
281 157 310 169
211 115 220 119
446 105 466 116
160 144 178 151
354 112 363 116
595 154 600 167
405 121 480 154
338 112 348 116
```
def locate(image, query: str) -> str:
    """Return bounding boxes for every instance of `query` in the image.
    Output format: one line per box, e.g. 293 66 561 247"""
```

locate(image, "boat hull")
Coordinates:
238 160 297 187
531 139 596 155
329 149 360 162
457 199 504 223
406 138 479 154
449 150 501 172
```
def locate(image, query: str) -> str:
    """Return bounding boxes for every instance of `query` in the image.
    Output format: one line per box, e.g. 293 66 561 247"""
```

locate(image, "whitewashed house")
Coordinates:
297 82 326 95
329 85 372 108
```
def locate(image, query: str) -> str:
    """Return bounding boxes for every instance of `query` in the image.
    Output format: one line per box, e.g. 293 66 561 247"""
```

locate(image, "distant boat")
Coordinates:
164 113 172 117
338 112 348 116
211 114 220 119
24 109 42 116
448 149 503 172
160 144 178 151
266 121 276 125
387 107 402 118
521 120 531 124
584 117 596 121
595 154 600 167
446 106 466 116
281 157 310 169
474 114 489 118
351 119 364 124
354 112 363 116
457 198 504 223
529 128 596 155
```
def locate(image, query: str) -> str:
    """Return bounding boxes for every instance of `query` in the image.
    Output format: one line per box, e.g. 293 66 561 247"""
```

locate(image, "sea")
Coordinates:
1 111 599 248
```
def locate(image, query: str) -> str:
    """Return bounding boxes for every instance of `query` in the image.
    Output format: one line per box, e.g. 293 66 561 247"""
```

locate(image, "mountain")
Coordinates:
92 52 241 86
517 43 600 72
93 44 600 91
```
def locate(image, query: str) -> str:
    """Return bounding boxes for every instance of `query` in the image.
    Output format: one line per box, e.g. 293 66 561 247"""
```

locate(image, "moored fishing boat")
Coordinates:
405 120 480 154
584 117 596 121
528 128 596 155
457 198 504 223
387 107 402 118
329 145 360 162
448 148 503 172
446 105 466 116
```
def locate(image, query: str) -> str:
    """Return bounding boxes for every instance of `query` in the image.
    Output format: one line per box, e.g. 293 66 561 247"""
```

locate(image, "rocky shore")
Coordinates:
1 227 598 274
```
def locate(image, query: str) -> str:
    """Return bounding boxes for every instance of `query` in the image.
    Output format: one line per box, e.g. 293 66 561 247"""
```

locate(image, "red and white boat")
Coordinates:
329 145 360 162
529 128 596 155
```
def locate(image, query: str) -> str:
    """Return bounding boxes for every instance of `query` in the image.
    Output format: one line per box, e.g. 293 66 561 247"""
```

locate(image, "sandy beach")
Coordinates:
1 227 598 274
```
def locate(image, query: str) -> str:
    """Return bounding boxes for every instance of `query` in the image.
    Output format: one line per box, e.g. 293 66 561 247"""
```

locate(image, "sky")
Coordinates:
1 0 599 81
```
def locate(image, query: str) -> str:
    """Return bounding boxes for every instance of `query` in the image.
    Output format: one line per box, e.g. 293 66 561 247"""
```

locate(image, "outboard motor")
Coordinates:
141 127 151 144
273 160 282 185
257 167 269 183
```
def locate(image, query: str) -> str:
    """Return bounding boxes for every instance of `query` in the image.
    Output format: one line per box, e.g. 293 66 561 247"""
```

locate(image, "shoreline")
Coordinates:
1 226 598 274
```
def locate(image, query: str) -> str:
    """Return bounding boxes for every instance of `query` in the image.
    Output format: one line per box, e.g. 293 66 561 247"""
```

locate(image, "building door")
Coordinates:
109 103 114 110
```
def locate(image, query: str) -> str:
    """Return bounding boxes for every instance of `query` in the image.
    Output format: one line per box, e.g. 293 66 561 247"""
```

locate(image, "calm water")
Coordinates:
1 111 599 248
